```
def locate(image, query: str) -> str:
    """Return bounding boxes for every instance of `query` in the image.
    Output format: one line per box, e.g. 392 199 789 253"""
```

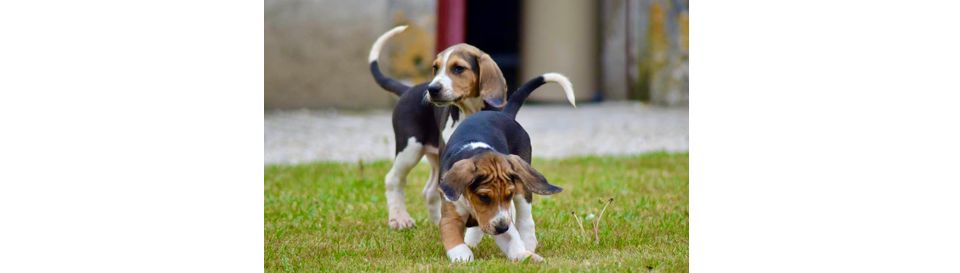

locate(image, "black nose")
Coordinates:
494 225 509 234
427 84 442 96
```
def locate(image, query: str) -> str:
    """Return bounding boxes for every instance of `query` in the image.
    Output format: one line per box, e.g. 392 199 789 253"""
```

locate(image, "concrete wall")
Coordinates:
265 0 434 110
521 0 599 103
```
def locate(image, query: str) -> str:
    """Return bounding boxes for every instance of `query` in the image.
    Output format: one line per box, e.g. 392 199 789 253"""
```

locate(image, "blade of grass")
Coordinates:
594 198 614 243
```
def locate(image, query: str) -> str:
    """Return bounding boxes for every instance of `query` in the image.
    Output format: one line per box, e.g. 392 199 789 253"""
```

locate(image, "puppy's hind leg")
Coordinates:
385 137 424 229
422 149 442 225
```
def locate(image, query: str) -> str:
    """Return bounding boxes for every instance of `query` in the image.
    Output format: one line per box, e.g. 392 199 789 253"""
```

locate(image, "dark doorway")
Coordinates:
466 0 521 89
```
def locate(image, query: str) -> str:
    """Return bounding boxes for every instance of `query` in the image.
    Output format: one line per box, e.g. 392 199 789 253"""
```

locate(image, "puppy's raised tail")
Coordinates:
368 25 410 96
502 73 576 118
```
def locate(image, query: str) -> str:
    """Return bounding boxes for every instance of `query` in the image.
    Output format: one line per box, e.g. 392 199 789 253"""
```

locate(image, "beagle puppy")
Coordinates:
437 74 576 262
368 26 509 229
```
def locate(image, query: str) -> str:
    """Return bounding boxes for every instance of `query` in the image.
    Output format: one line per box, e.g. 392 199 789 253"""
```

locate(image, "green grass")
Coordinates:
265 152 688 272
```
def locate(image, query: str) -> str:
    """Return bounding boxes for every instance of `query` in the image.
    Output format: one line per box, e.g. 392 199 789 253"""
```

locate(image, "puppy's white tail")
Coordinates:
541 73 577 107
369 25 409 96
502 73 577 118
368 25 408 63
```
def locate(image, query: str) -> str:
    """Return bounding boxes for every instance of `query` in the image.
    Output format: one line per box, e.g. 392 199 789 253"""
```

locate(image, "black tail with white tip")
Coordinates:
502 73 576 119
369 25 410 96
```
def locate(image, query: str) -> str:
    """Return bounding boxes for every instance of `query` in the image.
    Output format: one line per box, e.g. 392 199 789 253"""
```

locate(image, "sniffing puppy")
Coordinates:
369 26 509 229
437 73 576 262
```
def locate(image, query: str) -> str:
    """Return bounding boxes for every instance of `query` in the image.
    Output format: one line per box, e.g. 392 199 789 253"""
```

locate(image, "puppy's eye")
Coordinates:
451 65 465 74
477 195 491 203
432 65 439 74
508 174 520 181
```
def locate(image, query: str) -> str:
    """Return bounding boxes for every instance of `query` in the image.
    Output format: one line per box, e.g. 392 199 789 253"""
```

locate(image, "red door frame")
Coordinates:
436 0 466 54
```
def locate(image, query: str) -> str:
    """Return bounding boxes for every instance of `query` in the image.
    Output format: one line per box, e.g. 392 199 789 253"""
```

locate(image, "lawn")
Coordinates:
265 152 688 272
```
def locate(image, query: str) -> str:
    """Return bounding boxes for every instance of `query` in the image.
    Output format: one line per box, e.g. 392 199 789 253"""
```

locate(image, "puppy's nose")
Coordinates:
494 224 509 235
427 84 442 97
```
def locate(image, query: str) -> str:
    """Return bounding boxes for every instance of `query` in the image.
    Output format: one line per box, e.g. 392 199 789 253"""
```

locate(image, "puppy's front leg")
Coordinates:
440 202 473 262
513 195 538 251
494 225 544 262
464 227 483 247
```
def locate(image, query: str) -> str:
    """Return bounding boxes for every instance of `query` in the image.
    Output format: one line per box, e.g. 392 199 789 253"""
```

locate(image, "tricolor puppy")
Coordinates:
424 42 509 114
438 74 576 262
369 26 509 229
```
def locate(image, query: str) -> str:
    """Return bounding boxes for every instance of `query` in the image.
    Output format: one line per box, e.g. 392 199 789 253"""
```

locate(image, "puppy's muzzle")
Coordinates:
493 224 509 235
491 217 510 235
427 84 442 98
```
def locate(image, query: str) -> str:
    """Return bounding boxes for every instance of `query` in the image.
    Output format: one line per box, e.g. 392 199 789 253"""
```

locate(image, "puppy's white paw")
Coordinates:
512 251 544 263
447 244 474 263
388 211 415 229
520 234 538 252
527 252 544 262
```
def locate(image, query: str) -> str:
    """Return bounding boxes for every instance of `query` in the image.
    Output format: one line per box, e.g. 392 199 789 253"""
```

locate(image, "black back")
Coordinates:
391 83 454 154
440 111 532 174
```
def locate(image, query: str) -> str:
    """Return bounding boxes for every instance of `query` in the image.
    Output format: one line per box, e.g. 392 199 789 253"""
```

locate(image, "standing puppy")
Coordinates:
438 74 576 262
369 26 509 229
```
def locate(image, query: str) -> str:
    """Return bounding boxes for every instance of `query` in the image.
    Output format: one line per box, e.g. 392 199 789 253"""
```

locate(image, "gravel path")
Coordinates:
265 102 687 164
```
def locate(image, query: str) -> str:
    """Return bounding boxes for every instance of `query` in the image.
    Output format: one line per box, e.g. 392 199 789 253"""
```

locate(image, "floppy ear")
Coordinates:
440 158 477 201
477 53 507 108
507 155 562 195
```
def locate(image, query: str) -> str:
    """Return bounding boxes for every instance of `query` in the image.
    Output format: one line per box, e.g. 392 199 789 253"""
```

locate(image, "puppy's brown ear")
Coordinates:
507 155 562 196
477 53 507 108
440 158 477 201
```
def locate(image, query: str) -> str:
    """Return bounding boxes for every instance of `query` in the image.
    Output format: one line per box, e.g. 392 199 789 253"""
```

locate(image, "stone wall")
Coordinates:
265 0 688 110
602 0 688 106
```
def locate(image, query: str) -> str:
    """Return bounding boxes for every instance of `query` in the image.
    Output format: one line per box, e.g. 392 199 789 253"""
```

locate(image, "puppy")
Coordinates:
369 26 509 229
437 73 576 262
